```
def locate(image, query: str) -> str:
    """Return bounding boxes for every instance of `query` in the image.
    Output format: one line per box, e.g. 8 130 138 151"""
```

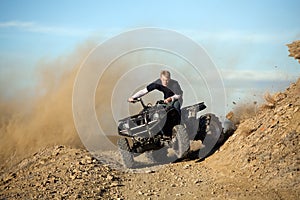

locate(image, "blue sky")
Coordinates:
1 0 300 105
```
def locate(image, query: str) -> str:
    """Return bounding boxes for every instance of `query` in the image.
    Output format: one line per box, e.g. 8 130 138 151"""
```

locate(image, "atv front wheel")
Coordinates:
172 125 190 159
117 138 134 168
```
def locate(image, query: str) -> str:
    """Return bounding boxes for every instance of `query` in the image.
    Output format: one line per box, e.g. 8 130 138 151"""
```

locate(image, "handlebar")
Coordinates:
129 98 167 109
131 98 147 109
130 98 140 104
156 100 165 105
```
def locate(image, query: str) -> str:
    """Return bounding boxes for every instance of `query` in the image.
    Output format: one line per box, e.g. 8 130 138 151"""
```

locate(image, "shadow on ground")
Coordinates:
182 128 236 163
124 128 237 170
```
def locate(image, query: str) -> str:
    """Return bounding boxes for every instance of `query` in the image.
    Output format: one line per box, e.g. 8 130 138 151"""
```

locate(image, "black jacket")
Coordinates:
146 79 183 105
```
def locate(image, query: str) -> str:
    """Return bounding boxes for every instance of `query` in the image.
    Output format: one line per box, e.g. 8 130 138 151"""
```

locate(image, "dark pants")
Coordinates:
172 100 181 116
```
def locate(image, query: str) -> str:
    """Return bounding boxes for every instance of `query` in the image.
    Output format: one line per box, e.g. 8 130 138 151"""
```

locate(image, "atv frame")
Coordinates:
117 98 223 168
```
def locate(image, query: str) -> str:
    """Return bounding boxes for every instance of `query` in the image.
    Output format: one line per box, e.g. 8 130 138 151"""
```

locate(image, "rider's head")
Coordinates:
160 70 171 87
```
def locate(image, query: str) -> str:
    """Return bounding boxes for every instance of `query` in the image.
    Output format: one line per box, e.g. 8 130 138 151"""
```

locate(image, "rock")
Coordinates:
107 174 114 181
194 179 202 184
183 164 191 169
111 181 120 187
145 170 155 173
287 40 300 62
270 120 279 128
273 92 287 102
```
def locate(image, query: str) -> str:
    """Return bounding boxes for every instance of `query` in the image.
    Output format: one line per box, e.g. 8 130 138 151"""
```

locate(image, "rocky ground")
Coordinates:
0 146 123 199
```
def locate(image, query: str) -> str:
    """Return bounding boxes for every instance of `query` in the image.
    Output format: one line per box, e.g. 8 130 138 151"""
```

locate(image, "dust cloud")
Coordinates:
1 37 294 169
0 40 97 168
226 101 259 125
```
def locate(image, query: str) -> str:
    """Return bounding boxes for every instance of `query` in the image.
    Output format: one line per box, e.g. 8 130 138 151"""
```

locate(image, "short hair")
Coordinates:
160 70 171 78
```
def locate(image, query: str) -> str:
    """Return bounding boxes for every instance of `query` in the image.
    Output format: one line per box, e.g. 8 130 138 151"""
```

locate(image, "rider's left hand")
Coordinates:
164 97 172 103
128 97 135 103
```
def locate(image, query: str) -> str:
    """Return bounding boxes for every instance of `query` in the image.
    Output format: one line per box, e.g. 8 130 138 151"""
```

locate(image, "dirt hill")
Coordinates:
207 77 300 198
0 146 123 199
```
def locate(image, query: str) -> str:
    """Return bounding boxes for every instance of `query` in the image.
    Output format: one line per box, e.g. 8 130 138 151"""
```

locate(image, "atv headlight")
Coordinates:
118 121 129 131
122 122 129 130
152 112 160 121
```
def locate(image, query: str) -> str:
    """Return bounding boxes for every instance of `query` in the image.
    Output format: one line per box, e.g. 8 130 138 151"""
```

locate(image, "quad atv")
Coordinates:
117 98 224 168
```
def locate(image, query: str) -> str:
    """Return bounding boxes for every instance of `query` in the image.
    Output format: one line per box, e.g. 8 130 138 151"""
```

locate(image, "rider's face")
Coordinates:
160 75 170 87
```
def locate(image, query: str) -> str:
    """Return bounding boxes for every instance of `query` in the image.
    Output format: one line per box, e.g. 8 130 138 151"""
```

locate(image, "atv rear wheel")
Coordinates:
198 113 223 159
205 113 223 145
117 138 134 168
172 125 190 159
